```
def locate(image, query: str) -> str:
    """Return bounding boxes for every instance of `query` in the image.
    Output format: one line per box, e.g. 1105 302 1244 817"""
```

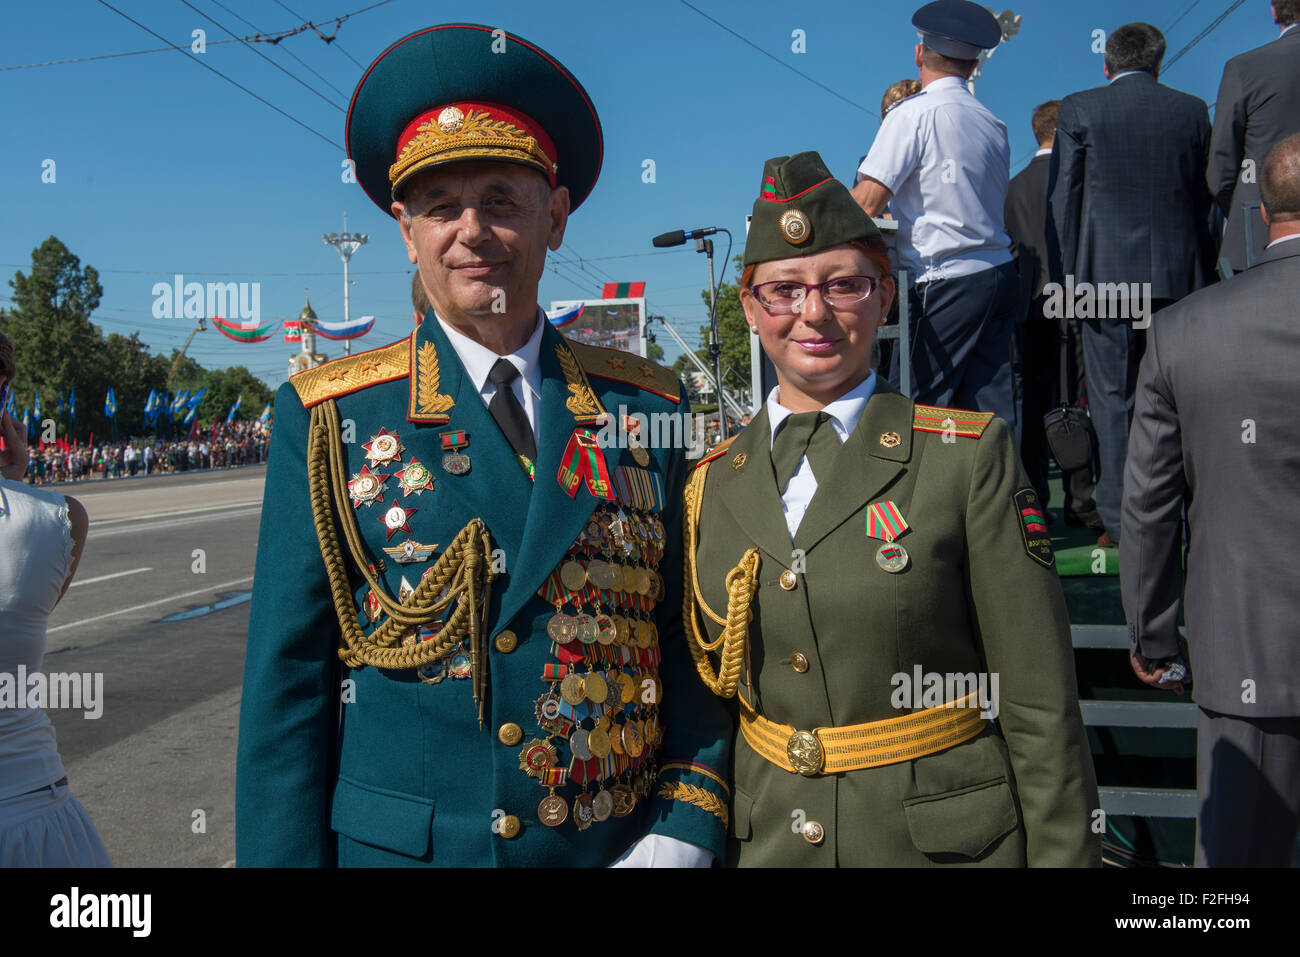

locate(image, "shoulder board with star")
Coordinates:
567 340 681 404
912 404 995 439
691 435 739 470
290 338 411 408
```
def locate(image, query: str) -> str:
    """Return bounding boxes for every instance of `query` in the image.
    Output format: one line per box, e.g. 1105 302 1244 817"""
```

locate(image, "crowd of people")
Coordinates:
21 420 270 486
847 1 1300 867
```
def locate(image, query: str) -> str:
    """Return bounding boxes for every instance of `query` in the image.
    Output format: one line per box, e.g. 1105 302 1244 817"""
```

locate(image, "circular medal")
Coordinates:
396 459 434 496
570 728 594 761
609 720 626 755
560 560 588 592
875 542 910 574
587 725 612 759
635 567 652 597
630 443 650 467
365 430 402 464
574 614 598 645
538 794 568 827
652 571 665 602
442 452 470 475
560 673 587 705
592 789 614 821
594 614 617 646
636 620 652 650
384 505 410 530
623 720 645 757
616 672 636 704
779 208 811 245
586 559 616 590
547 613 579 644
584 672 610 705
586 519 603 540
519 739 558 777
447 650 472 678
573 793 595 830
645 622 659 647
611 783 636 818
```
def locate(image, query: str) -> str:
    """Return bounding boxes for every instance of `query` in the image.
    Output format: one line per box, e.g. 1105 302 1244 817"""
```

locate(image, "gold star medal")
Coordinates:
363 428 404 467
394 458 434 496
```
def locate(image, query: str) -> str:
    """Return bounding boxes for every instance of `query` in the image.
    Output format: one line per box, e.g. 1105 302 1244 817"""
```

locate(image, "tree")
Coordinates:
688 255 750 401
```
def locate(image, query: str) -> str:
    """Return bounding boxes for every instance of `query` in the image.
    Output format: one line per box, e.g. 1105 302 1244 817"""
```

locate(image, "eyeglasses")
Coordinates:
750 275 880 314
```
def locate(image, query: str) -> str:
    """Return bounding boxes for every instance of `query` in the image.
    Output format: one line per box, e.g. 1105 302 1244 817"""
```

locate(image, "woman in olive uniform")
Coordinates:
683 151 1100 867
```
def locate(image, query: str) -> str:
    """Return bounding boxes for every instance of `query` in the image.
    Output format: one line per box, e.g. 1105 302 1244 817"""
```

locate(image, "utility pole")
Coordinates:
166 316 207 390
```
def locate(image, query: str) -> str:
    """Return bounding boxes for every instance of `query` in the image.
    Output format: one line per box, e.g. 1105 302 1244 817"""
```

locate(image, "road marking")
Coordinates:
90 507 262 539
91 500 262 527
47 576 255 634
70 567 153 588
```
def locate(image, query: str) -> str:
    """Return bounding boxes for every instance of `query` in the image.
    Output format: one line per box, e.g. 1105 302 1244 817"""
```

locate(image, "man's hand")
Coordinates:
1129 637 1192 695
851 176 892 218
0 412 29 480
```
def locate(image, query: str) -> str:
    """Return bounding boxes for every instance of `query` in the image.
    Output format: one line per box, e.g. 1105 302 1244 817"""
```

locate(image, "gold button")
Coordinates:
498 814 521 839
779 569 798 590
498 722 523 746
802 820 825 845
494 630 518 653
791 652 809 673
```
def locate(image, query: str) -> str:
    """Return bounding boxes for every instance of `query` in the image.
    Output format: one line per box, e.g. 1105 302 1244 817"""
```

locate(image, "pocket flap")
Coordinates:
902 778 1019 859
330 775 434 857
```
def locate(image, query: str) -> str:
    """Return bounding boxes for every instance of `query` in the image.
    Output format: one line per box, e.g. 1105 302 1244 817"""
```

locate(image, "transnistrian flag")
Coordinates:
600 282 645 299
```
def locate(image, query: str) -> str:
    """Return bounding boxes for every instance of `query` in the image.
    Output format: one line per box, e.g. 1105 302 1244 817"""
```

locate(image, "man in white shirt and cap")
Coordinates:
852 0 1018 429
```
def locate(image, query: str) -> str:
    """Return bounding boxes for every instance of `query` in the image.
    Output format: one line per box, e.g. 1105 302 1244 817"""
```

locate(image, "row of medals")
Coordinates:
527 497 667 830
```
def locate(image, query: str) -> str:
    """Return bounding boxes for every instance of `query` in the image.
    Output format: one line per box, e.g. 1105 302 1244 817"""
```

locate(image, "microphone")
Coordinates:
652 226 719 247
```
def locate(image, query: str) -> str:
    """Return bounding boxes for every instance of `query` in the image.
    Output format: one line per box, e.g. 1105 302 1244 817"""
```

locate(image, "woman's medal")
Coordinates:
867 501 910 574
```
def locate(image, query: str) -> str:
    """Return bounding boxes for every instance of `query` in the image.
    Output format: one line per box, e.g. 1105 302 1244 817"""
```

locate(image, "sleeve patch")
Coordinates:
1013 488 1055 568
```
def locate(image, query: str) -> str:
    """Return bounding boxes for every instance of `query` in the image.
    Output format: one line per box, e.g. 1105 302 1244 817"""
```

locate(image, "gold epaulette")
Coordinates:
290 338 411 408
691 435 738 470
567 340 681 404
912 404 994 438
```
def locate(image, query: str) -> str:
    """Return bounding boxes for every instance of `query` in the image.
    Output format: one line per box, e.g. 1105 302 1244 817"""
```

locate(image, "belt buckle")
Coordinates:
786 729 824 777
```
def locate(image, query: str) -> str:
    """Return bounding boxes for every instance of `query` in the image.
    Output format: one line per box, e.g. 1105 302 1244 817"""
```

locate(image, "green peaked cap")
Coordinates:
743 151 881 266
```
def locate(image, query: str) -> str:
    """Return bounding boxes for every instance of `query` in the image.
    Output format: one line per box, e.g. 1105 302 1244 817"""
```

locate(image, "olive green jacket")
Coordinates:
687 381 1100 867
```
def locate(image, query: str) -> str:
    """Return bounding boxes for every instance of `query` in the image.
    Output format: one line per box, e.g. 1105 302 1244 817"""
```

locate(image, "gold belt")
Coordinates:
739 693 988 776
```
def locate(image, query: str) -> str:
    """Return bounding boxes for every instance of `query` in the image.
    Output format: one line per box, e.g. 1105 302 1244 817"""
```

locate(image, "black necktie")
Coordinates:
487 358 537 462
771 411 840 494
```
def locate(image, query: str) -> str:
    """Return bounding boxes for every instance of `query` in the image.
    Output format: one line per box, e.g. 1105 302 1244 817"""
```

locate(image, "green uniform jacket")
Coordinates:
236 314 732 866
688 381 1100 866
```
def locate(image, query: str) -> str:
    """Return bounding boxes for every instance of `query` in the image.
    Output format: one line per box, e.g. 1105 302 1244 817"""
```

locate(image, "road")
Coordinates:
42 466 264 867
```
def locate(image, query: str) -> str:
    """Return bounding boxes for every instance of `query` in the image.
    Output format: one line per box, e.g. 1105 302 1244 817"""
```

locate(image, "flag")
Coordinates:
171 389 190 415
69 386 76 420
33 391 41 418
144 389 157 422
56 390 64 416
183 405 197 427
226 392 243 424
186 387 206 410
284 320 302 342
314 316 376 340
22 407 33 439
257 402 271 424
104 387 116 417
600 282 646 298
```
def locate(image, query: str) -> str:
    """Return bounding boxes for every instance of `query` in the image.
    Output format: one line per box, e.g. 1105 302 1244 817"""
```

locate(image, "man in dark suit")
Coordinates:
1047 22 1217 546
1122 133 1300 867
1005 100 1098 529
1208 1 1300 272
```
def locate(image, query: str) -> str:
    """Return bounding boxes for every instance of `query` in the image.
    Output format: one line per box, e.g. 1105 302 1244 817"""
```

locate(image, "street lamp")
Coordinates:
968 9 1021 92
322 213 368 355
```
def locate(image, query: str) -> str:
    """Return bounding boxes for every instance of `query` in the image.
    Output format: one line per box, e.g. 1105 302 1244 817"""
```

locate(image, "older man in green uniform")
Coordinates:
684 152 1099 866
235 23 731 866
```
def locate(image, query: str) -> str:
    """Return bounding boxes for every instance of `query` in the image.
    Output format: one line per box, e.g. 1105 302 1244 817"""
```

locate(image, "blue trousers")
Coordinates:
891 260 1020 431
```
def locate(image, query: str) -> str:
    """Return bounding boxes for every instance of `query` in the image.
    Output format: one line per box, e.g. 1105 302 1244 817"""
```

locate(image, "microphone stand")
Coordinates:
697 235 728 441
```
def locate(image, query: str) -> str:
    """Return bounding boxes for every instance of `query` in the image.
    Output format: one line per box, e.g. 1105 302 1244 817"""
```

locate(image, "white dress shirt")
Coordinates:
1266 233 1300 249
436 309 545 446
766 372 877 538
858 76 1012 282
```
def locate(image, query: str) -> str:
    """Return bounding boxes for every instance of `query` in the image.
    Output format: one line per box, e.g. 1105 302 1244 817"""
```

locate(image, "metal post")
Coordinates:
323 213 368 356
700 236 727 440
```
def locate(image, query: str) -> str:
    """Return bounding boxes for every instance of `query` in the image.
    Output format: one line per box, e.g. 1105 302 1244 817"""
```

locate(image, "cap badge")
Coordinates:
437 106 465 133
879 431 901 448
779 209 810 245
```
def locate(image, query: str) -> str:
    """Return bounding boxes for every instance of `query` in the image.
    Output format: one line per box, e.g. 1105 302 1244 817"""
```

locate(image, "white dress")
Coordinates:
0 477 112 866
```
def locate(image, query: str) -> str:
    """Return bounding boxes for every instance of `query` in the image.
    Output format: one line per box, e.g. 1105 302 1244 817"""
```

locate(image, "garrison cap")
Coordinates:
743 151 881 266
346 24 603 216
912 0 1002 60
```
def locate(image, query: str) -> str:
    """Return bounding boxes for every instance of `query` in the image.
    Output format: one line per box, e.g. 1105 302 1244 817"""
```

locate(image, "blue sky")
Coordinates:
0 0 1282 388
